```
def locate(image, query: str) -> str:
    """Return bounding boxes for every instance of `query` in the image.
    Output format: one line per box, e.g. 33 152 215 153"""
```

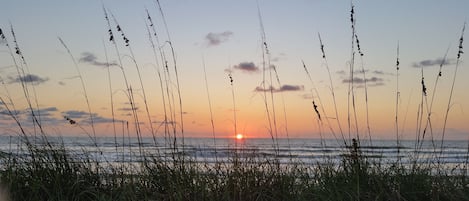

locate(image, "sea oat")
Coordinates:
440 22 466 158
421 76 427 96
313 101 321 120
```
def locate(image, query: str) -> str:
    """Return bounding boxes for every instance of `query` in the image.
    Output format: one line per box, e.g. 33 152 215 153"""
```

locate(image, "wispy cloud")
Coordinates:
254 84 304 93
341 76 385 87
85 116 115 124
205 31 233 46
116 102 139 116
336 70 346 75
233 62 259 73
412 58 455 68
36 107 58 116
337 69 394 76
271 52 287 62
0 107 61 126
0 109 21 116
1 107 58 117
79 52 117 67
62 109 119 124
0 107 118 127
342 76 383 84
153 120 176 125
372 70 394 76
301 93 314 99
8 74 49 85
337 70 365 75
118 107 139 112
62 110 95 119
336 69 391 87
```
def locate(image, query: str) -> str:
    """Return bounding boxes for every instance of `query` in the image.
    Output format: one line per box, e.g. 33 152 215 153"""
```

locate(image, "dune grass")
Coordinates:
1 137 469 201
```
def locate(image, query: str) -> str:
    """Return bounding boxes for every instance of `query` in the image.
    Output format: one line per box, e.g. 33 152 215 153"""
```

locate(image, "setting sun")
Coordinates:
236 134 244 140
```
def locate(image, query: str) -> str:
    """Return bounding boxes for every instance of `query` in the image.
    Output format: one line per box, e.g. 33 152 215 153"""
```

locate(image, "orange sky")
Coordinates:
1 1 468 140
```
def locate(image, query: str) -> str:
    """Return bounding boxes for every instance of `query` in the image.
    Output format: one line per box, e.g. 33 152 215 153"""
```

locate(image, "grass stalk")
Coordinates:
102 7 142 156
395 42 401 161
6 25 45 136
110 13 156 148
102 40 118 154
58 38 97 140
440 23 465 158
258 4 291 155
355 33 372 145
318 33 345 145
349 3 361 199
349 3 361 145
201 56 218 162
155 0 186 152
228 72 237 147
257 3 279 155
144 8 171 147
302 61 342 146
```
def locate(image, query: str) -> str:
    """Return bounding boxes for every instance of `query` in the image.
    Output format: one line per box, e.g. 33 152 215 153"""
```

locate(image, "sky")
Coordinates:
0 0 468 141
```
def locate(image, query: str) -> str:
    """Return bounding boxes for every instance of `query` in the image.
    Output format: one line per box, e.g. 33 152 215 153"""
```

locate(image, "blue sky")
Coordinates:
1 1 468 140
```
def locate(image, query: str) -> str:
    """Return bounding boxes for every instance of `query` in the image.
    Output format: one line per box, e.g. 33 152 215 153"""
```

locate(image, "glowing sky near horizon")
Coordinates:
1 0 468 140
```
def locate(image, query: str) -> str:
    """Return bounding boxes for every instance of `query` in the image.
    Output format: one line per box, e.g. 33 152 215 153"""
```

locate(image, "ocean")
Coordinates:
1 135 468 171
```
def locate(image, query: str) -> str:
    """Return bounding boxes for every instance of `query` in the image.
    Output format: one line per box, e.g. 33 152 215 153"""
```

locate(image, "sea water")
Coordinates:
1 135 468 171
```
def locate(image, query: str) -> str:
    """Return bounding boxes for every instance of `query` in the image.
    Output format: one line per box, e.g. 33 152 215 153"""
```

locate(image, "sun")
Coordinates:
236 133 244 140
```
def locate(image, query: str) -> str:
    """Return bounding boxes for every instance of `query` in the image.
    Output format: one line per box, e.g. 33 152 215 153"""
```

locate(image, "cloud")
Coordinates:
85 116 115 124
37 116 62 124
337 70 363 75
354 69 368 74
1 107 58 118
372 70 394 76
366 82 385 87
39 107 58 112
8 74 49 85
36 107 58 116
118 107 139 111
0 109 21 116
0 107 118 127
341 76 385 87
412 58 455 68
342 76 383 84
271 53 287 62
79 52 117 67
254 84 304 93
61 110 119 124
205 31 233 46
335 70 390 87
336 70 346 75
62 110 94 119
233 62 259 73
0 107 62 127
153 120 177 125
337 69 394 76
279 85 304 91
301 93 314 99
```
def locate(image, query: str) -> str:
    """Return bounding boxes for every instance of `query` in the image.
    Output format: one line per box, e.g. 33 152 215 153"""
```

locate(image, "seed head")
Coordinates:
457 23 465 59
229 73 233 85
0 28 5 40
355 34 364 56
64 116 76 125
313 100 321 120
421 77 427 96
